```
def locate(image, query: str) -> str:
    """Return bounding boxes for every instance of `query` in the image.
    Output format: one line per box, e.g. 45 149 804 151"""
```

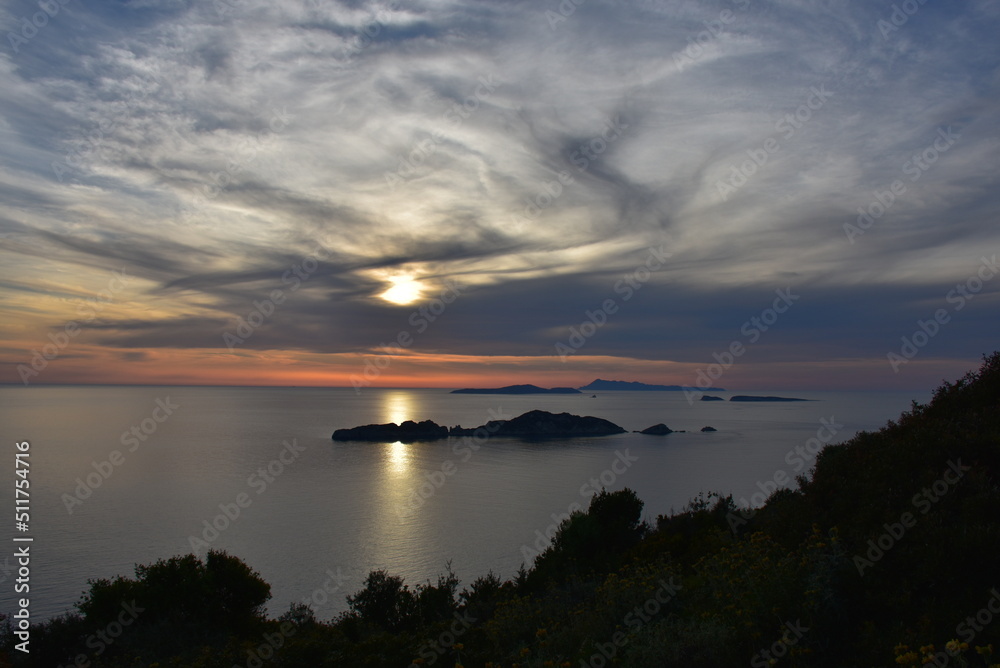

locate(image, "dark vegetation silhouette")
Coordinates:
5 352 1000 666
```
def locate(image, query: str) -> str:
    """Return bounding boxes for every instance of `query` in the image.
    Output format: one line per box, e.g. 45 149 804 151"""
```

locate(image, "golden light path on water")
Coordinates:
383 390 415 475
365 390 430 572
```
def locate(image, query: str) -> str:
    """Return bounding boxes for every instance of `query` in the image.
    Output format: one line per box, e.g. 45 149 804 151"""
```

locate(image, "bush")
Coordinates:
527 487 647 587
346 569 417 633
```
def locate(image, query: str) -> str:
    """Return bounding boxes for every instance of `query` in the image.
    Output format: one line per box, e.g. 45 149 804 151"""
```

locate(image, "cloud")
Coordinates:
1 0 998 387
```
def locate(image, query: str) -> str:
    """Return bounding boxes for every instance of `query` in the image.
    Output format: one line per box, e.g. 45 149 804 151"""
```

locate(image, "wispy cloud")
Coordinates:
1 0 998 387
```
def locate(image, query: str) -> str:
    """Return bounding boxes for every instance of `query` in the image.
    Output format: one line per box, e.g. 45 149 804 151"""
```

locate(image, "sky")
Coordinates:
1 0 998 391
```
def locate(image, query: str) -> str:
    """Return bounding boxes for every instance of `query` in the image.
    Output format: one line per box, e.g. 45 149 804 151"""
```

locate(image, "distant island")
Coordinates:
700 395 725 401
729 395 811 402
637 423 675 435
451 384 582 395
332 409 626 441
580 379 725 392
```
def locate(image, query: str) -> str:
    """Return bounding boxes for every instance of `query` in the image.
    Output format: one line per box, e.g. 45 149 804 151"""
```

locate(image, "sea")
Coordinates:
0 385 927 622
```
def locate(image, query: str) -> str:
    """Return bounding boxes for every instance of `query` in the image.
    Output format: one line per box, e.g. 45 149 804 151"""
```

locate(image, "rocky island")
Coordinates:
332 409 626 441
450 384 582 395
580 379 725 392
331 419 449 442
729 395 811 402
637 423 674 435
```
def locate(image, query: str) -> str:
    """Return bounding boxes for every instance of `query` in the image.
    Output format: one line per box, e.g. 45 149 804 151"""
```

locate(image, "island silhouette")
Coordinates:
332 409 626 441
580 379 726 392
450 384 581 394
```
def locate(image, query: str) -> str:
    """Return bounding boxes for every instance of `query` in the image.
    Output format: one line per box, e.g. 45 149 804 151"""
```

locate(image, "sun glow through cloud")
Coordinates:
0 1 997 391
380 277 424 305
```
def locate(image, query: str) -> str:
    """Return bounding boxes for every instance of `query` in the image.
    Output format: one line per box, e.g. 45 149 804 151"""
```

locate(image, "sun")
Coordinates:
380 277 424 305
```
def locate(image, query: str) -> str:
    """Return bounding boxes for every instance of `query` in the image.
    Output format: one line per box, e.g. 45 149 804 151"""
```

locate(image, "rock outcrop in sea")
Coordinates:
332 410 626 441
729 395 810 402
580 379 725 392
450 384 581 395
331 420 449 442
637 423 674 435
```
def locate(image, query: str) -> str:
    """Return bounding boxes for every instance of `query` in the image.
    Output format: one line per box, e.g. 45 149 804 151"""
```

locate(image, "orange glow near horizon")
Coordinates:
0 339 974 393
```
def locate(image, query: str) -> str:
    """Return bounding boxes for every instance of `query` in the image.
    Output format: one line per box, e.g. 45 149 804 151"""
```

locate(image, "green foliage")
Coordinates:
643 491 738 566
343 564 460 637
77 549 270 636
527 487 647 588
414 564 461 626
2 550 272 667
345 569 417 633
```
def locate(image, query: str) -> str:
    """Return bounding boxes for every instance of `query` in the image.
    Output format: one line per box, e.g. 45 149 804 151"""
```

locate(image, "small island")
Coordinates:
637 423 674 435
729 395 811 402
580 379 725 392
451 384 582 395
332 409 626 441
700 395 725 402
331 419 448 442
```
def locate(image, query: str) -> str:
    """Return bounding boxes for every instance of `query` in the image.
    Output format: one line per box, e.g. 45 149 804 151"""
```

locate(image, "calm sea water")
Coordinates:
0 385 926 621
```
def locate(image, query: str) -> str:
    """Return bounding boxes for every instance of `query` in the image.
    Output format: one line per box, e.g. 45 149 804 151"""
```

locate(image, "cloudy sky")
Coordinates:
1 0 998 390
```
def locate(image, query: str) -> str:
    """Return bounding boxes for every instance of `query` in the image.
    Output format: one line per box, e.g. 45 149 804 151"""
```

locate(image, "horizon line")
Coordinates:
0 381 929 394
